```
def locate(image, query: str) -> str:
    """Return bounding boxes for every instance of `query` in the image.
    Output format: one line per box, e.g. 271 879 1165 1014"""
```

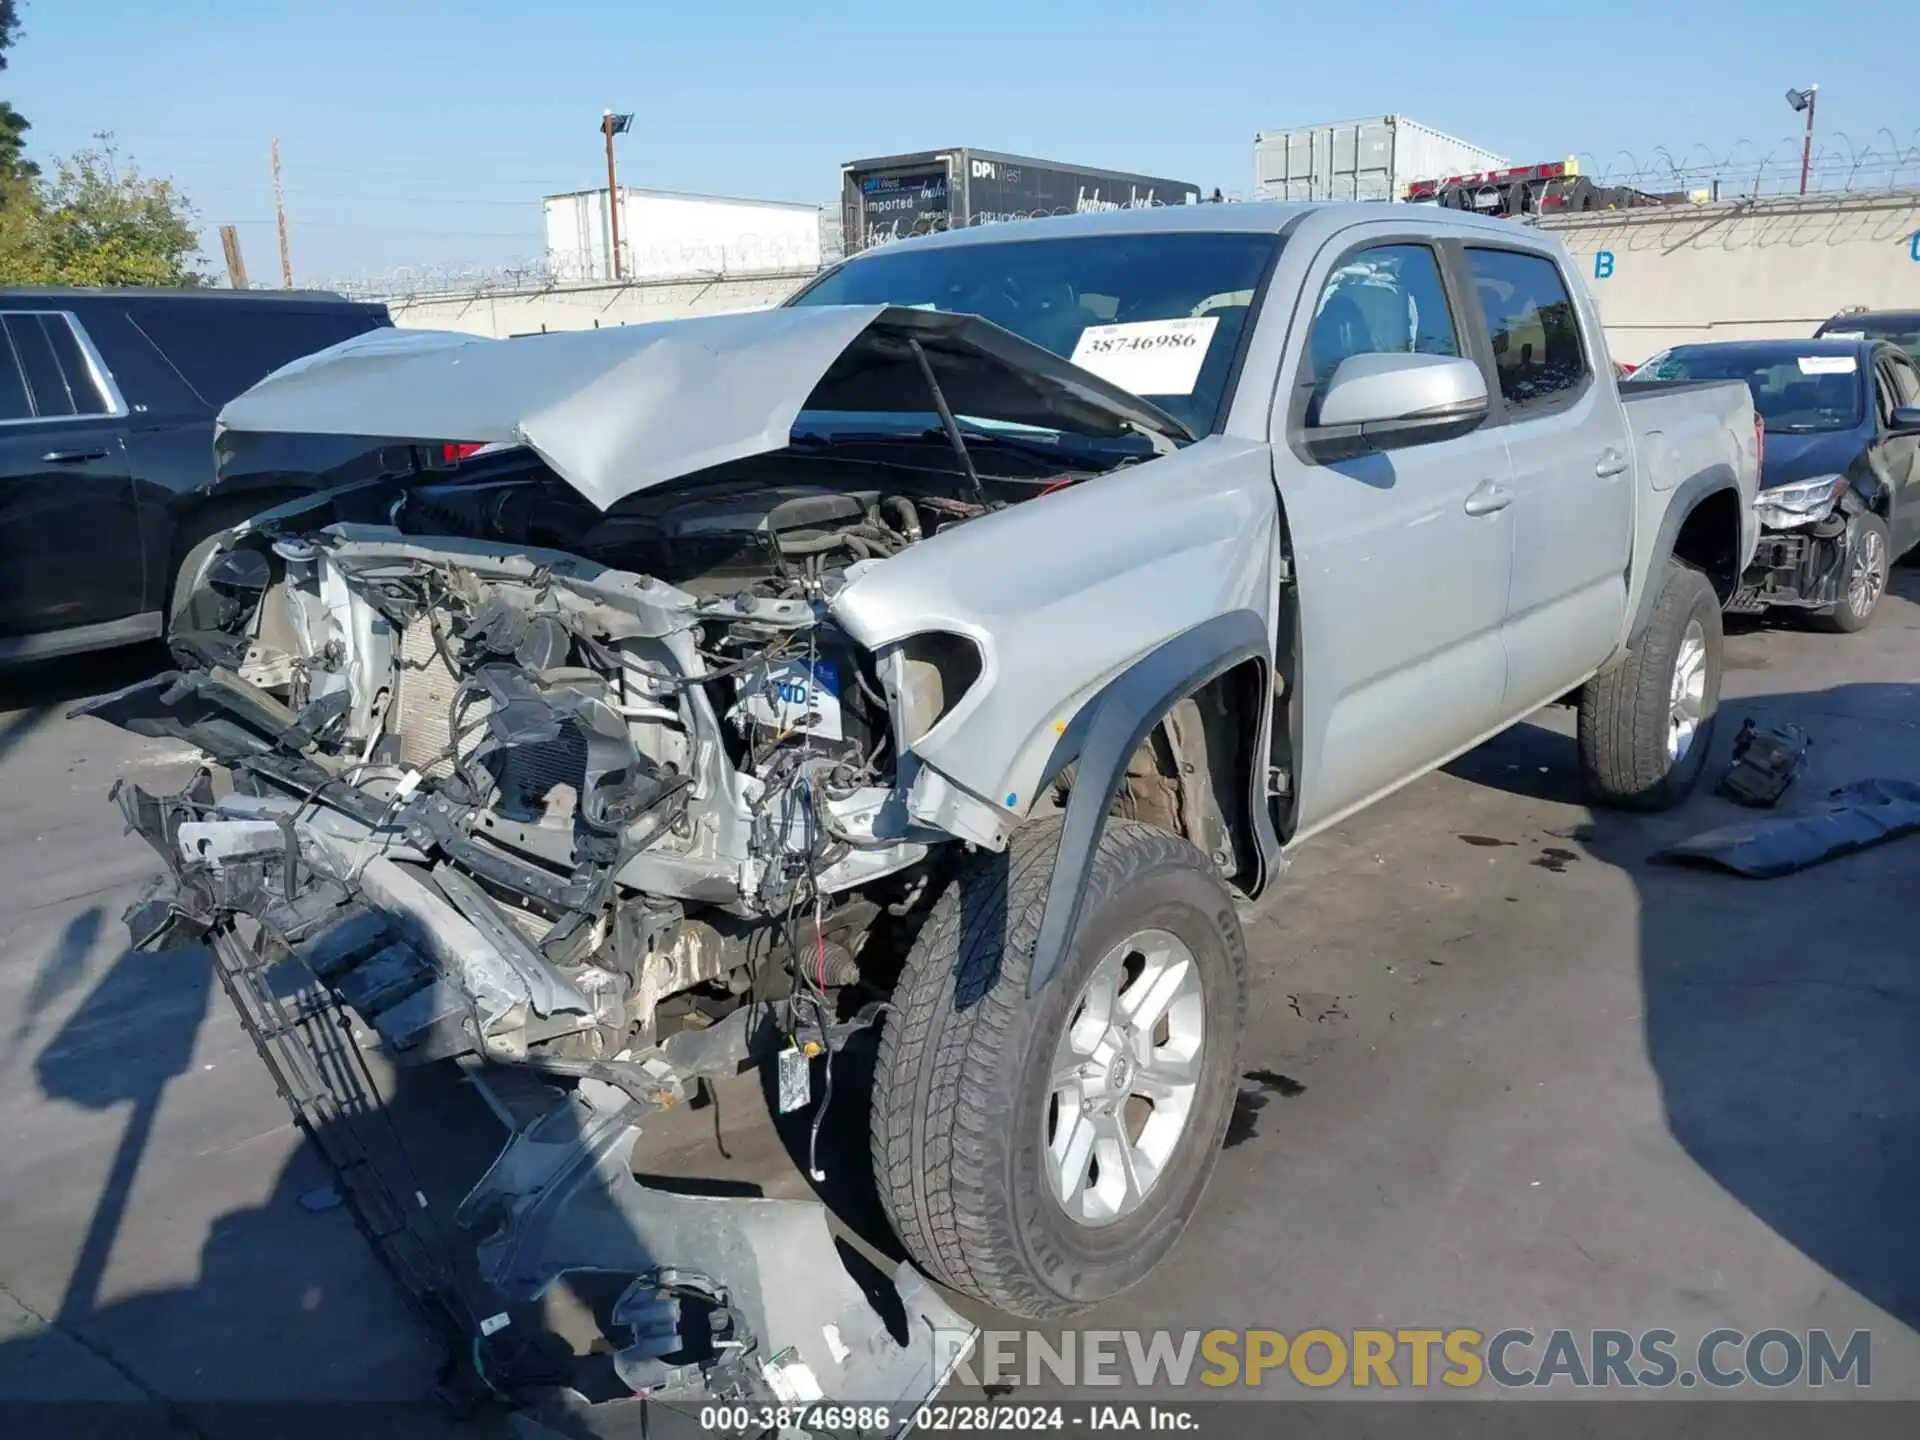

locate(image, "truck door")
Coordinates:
1460 245 1634 711
1269 226 1516 834
0 310 145 652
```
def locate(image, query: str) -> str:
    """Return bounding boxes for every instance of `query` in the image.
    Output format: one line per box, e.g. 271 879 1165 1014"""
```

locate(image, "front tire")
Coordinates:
1809 512 1890 633
1577 559 1722 810
871 817 1247 1319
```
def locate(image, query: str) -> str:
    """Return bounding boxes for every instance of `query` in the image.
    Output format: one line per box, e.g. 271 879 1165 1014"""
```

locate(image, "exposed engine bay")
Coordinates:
87 442 1111 1425
168 451 1038 1052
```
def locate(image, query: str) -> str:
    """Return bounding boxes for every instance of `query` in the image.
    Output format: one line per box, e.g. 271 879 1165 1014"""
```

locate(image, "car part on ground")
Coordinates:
1716 718 1812 808
1657 778 1920 878
1576 560 1725 811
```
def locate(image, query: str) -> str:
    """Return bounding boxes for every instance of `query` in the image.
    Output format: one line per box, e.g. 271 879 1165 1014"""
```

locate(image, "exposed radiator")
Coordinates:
390 621 589 821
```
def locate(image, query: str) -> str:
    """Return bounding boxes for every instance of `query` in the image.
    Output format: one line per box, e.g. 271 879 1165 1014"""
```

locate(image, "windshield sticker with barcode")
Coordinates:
1798 355 1858 374
1069 317 1219 396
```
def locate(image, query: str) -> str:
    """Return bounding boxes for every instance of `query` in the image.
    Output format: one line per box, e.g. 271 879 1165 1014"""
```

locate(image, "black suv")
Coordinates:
0 288 391 663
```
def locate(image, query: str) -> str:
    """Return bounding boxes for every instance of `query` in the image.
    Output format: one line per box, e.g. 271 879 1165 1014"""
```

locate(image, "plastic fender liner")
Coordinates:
1027 609 1270 998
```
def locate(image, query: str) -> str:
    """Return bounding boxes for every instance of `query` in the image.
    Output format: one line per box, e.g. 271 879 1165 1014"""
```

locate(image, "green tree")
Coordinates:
0 0 35 181
0 140 205 286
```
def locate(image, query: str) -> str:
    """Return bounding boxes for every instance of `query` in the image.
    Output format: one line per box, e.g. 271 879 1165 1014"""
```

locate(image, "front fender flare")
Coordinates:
1026 609 1270 998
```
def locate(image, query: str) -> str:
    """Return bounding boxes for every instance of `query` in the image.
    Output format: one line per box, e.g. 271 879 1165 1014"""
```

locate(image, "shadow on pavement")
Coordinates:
1448 678 1920 1333
0 643 170 768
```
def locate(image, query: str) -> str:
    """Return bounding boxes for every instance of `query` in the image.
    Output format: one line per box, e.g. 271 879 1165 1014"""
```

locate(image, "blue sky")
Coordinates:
4 0 1914 283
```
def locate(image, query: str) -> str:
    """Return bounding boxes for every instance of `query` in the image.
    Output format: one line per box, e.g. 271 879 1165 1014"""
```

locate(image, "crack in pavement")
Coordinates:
0 1275 208 1433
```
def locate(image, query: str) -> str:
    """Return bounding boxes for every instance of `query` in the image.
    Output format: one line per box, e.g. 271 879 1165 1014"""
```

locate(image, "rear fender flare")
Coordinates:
1026 609 1273 998
1628 468 1742 644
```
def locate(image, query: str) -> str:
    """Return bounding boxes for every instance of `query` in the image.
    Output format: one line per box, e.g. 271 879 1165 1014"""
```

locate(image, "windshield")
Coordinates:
1638 348 1865 433
789 232 1280 436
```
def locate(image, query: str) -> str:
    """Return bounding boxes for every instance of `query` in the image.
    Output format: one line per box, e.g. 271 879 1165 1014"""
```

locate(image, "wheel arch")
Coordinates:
1633 473 1743 641
1026 610 1279 997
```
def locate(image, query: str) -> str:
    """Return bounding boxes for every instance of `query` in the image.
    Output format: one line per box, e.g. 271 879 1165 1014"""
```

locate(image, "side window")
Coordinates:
1890 355 1920 408
1307 243 1460 393
6 313 78 417
42 315 113 415
1463 248 1589 411
0 325 31 422
1873 360 1899 427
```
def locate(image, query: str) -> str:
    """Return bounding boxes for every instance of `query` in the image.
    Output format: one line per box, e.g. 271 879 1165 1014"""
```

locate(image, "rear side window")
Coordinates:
0 312 116 419
1464 248 1589 410
0 328 31 421
7 313 78 416
129 307 384 406
42 315 113 414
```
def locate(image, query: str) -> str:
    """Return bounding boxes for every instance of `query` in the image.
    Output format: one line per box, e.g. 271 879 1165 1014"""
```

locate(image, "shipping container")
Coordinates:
544 188 824 284
1252 116 1506 203
840 149 1202 253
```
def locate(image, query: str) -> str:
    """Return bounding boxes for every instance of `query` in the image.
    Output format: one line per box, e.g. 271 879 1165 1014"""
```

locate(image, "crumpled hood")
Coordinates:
1760 426 1868 490
217 304 1192 510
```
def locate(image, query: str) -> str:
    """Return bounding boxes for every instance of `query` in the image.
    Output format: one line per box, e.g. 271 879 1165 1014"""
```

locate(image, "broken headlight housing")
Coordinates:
1754 473 1847 530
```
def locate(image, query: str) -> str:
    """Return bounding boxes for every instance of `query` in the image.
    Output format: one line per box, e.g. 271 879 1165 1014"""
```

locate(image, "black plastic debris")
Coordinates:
1716 717 1811 808
1657 778 1920 878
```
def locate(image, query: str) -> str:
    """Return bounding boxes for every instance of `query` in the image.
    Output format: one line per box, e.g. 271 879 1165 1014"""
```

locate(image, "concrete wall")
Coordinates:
384 192 1920 362
385 269 814 337
1540 191 1920 363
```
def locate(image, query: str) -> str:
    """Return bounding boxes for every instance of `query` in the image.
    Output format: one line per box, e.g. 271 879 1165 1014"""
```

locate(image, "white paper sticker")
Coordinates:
762 1355 825 1403
1070 316 1219 396
732 657 844 742
1799 355 1857 374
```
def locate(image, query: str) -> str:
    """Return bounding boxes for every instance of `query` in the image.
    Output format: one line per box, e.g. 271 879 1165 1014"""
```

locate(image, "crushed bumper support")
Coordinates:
110 768 973 1433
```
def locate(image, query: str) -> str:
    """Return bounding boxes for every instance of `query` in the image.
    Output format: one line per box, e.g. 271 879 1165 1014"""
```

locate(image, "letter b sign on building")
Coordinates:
1593 250 1616 280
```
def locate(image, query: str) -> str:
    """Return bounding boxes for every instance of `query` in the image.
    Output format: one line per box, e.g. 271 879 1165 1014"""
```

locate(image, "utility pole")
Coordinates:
271 137 293 287
601 110 633 281
218 225 250 289
1786 85 1819 196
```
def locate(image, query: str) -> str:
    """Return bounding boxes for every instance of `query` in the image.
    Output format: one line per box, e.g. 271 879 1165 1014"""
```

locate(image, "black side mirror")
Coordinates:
1890 405 1920 434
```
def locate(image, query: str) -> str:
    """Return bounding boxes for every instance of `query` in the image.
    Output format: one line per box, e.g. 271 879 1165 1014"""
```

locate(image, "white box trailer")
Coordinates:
544 188 824 284
1253 116 1506 202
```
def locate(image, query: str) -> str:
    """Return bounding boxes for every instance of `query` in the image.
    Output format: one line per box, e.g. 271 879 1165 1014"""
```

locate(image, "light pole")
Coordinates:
1786 85 1818 196
601 110 633 280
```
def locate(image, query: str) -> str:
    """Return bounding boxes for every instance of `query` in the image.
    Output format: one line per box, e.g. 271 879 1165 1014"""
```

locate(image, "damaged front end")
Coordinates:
70 304 1208 1426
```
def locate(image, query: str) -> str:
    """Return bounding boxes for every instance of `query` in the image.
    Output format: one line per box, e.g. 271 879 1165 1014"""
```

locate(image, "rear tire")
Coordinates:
1577 559 1722 811
1809 512 1890 633
871 817 1247 1320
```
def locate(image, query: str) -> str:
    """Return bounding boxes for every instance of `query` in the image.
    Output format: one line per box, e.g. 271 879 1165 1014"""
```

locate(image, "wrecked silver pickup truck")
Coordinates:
82 203 1757 1423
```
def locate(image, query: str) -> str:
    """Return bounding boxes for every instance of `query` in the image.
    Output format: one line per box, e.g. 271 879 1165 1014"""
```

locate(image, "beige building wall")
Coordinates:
1540 192 1920 363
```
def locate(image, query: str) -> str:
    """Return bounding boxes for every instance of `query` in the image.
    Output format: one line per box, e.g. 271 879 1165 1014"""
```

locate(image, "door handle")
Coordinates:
1596 448 1630 478
1463 482 1514 516
41 448 109 464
